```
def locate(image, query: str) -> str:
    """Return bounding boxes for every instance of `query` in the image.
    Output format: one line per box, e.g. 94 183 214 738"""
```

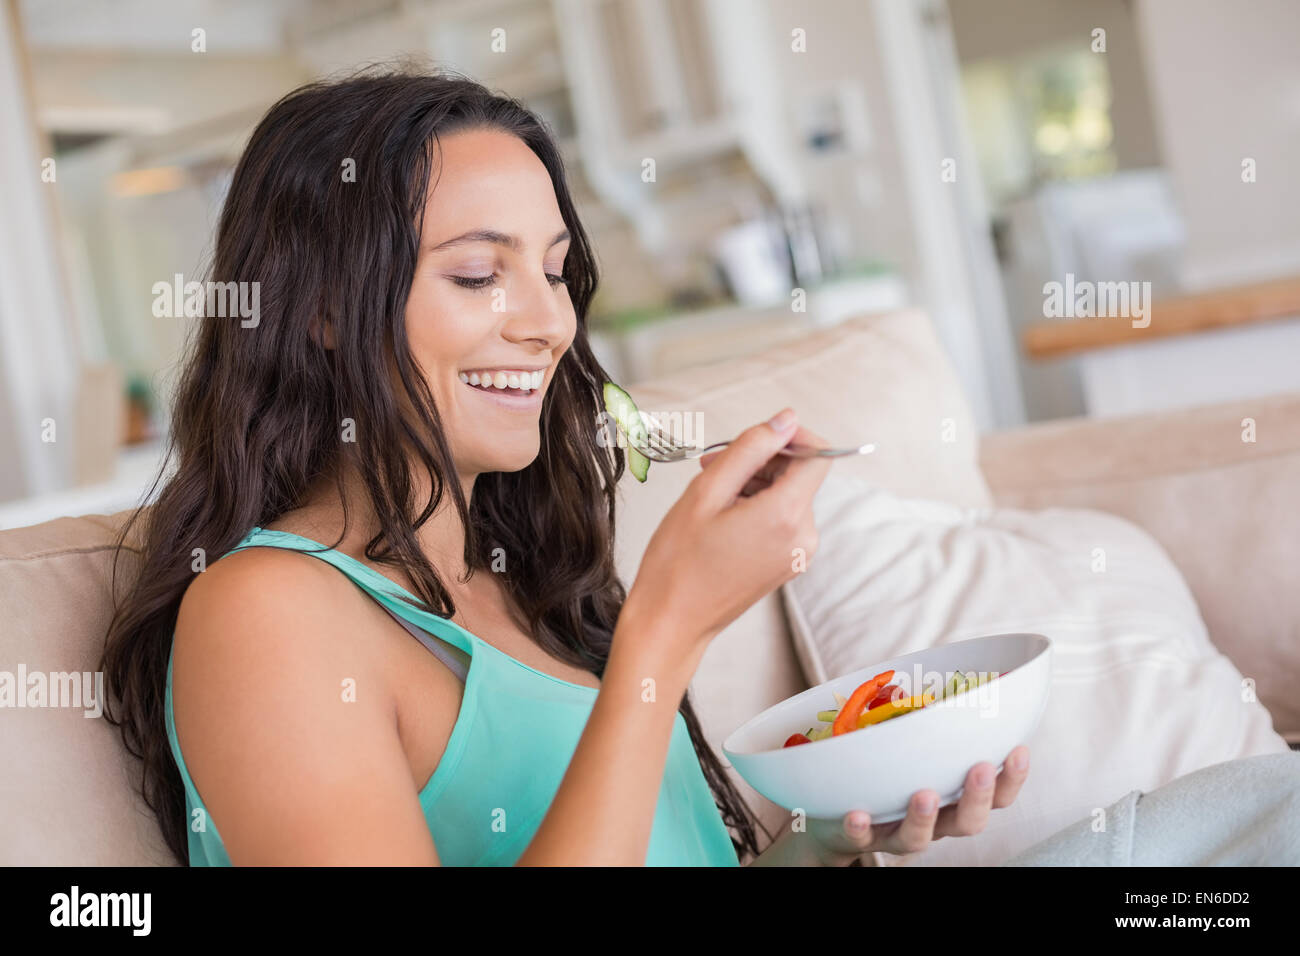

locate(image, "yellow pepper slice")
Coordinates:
856 692 934 727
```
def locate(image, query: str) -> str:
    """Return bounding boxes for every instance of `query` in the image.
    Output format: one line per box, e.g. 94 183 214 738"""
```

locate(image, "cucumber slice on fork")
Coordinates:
602 382 652 482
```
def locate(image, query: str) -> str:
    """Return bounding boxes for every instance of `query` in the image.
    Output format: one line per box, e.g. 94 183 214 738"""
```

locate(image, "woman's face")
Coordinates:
404 127 576 481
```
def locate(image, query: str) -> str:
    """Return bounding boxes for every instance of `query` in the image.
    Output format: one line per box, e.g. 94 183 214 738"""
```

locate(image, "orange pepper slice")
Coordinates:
832 670 895 735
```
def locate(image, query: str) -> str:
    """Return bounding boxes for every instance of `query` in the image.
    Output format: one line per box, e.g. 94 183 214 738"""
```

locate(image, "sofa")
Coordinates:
3 308 1297 865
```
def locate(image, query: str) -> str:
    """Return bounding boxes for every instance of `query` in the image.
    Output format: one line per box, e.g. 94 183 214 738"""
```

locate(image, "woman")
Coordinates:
101 68 1030 866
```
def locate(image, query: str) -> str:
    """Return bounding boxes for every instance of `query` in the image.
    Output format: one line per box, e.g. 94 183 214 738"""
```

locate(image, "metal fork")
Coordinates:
624 413 875 464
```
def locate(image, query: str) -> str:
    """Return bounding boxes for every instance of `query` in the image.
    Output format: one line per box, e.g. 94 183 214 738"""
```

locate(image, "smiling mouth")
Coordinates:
459 369 545 392
458 368 547 406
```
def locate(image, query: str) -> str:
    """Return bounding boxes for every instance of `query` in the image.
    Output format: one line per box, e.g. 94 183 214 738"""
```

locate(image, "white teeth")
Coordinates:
461 369 547 391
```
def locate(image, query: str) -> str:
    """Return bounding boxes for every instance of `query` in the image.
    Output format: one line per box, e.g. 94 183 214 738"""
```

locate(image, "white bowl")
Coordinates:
722 633 1052 823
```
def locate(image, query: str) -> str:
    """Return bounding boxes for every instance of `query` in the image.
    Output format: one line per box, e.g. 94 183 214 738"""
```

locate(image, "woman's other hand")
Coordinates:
802 746 1032 865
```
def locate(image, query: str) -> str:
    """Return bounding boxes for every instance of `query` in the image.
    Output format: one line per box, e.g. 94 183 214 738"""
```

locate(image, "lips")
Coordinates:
459 372 545 411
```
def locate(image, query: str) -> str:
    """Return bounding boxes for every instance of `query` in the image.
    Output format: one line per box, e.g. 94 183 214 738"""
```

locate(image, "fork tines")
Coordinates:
640 426 681 460
630 413 688 461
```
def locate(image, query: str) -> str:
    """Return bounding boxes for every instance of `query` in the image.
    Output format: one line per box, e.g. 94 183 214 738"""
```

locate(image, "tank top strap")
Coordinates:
378 602 471 683
228 527 476 659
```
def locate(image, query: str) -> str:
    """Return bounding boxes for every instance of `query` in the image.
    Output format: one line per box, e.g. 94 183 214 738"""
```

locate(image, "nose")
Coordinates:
500 268 571 350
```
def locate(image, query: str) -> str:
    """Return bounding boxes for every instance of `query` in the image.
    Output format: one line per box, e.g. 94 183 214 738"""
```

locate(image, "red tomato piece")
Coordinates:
867 683 902 710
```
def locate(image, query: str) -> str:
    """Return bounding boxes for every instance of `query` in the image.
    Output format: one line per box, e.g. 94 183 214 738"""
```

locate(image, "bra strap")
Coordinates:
379 602 471 684
229 531 476 668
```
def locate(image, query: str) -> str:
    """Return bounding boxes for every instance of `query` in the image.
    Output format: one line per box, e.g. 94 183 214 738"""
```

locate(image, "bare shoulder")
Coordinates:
172 544 385 740
175 545 363 662
171 543 438 863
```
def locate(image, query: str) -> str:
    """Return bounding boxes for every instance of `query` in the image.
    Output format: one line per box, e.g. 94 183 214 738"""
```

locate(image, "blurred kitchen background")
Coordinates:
3 0 1299 526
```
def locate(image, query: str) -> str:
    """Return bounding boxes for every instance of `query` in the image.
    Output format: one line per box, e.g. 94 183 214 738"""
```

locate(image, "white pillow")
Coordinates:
782 475 1290 866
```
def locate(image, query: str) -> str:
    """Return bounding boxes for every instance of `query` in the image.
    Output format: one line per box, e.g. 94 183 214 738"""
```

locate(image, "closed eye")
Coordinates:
450 275 496 290
449 273 568 290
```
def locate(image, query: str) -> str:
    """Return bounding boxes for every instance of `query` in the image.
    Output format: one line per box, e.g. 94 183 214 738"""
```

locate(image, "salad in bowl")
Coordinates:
782 667 1003 747
722 633 1051 822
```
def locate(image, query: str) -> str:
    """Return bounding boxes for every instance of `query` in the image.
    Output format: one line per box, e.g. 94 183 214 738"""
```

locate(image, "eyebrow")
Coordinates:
428 228 570 254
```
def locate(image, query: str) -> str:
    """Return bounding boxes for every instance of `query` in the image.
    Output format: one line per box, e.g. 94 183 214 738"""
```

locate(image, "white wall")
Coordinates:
0 1 80 503
1135 0 1300 289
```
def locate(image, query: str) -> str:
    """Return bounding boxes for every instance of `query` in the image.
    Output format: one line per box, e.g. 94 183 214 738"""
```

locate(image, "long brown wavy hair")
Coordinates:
100 65 768 865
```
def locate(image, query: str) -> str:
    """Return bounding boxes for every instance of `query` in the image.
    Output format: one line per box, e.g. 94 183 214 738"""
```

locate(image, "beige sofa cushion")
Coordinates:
0 513 173 865
612 308 994 837
980 391 1300 739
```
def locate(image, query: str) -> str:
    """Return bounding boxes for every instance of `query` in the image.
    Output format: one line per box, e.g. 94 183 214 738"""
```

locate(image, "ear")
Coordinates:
309 315 336 349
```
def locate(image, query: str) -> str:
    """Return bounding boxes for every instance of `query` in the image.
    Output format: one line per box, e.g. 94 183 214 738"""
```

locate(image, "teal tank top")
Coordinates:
164 527 741 866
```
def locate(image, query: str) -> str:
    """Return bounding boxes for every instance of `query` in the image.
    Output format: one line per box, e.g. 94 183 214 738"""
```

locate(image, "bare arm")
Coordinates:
172 548 441 865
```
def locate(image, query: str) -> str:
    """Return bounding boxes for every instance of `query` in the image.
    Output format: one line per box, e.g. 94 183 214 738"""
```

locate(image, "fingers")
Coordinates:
934 747 1031 839
702 424 831 505
699 423 822 473
691 410 800 510
841 810 875 852
727 449 785 497
816 810 877 860
761 425 833 509
874 749 1031 857
882 790 941 855
719 428 805 497
936 761 998 839
992 746 1030 809
737 473 776 498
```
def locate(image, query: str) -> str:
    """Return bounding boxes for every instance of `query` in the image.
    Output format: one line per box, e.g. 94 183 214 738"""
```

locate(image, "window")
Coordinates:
961 45 1118 207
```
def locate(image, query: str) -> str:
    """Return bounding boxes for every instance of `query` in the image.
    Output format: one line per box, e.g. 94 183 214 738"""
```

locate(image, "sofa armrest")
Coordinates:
980 391 1300 495
978 391 1300 742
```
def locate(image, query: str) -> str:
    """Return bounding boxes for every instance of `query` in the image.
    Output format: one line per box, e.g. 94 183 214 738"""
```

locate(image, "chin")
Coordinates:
476 446 541 475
